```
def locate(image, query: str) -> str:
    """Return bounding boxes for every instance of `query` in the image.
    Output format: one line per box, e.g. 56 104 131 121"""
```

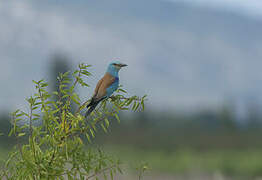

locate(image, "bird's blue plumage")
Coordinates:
106 77 119 97
106 62 121 97
107 62 120 77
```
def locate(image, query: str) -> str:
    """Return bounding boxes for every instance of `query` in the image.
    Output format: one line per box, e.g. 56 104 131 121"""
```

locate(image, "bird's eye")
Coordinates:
112 63 117 65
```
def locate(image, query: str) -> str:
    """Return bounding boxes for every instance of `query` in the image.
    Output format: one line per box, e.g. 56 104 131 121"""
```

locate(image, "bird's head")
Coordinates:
107 61 127 76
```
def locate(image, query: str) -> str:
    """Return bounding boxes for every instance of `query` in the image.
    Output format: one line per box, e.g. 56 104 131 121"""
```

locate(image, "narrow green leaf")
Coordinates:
141 100 145 111
8 129 13 137
101 123 107 133
18 133 26 137
135 102 140 111
62 95 69 99
86 133 91 143
90 129 95 138
73 70 79 75
72 93 80 105
110 170 114 180
16 113 24 118
41 83 48 87
32 106 39 110
132 101 137 111
114 114 120 123
51 109 60 114
118 88 127 93
105 118 110 128
125 99 133 106
32 113 40 117
35 102 42 105
5 151 18 167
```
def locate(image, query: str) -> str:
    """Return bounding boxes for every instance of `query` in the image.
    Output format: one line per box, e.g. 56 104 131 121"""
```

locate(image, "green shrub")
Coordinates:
1 63 146 180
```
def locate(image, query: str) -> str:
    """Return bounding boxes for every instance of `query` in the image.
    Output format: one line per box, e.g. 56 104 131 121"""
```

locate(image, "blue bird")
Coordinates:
85 61 127 117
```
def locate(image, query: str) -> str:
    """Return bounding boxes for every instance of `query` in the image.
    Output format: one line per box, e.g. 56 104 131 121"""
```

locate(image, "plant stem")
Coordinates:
86 164 118 180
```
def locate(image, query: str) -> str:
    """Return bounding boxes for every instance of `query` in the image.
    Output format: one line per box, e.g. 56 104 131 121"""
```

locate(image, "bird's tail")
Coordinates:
85 97 106 117
85 102 99 117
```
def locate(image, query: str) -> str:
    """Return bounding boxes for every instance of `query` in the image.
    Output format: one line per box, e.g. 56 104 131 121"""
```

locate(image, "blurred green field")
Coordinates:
2 105 262 179
0 148 9 166
2 145 262 179
103 145 262 178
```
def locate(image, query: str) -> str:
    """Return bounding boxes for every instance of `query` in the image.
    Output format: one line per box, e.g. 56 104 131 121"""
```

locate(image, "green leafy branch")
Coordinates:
1 63 147 180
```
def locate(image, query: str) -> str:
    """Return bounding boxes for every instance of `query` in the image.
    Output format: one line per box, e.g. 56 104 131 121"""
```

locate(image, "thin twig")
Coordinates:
109 96 141 101
29 102 33 137
86 164 119 180
48 146 57 166
75 100 90 115
75 95 141 115
28 101 37 180
67 70 81 108
57 78 63 123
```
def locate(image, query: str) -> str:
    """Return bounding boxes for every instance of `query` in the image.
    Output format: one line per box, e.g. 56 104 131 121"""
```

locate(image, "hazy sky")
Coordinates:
170 0 262 18
1 0 262 113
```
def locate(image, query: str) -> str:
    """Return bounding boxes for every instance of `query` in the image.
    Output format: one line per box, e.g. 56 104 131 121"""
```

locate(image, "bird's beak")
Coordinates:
120 63 128 67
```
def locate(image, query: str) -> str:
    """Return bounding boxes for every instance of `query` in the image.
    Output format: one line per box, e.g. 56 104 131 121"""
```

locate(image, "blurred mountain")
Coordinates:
0 0 262 116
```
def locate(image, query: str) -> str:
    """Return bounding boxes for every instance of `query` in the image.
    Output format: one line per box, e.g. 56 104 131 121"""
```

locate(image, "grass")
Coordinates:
2 144 262 178
0 147 9 168
103 145 262 178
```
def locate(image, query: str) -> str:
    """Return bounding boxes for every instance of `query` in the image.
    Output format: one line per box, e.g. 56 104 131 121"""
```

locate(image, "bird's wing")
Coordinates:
93 78 103 97
93 73 116 100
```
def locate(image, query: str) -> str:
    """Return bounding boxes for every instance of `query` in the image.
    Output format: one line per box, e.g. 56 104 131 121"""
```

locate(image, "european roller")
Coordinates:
85 61 127 117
